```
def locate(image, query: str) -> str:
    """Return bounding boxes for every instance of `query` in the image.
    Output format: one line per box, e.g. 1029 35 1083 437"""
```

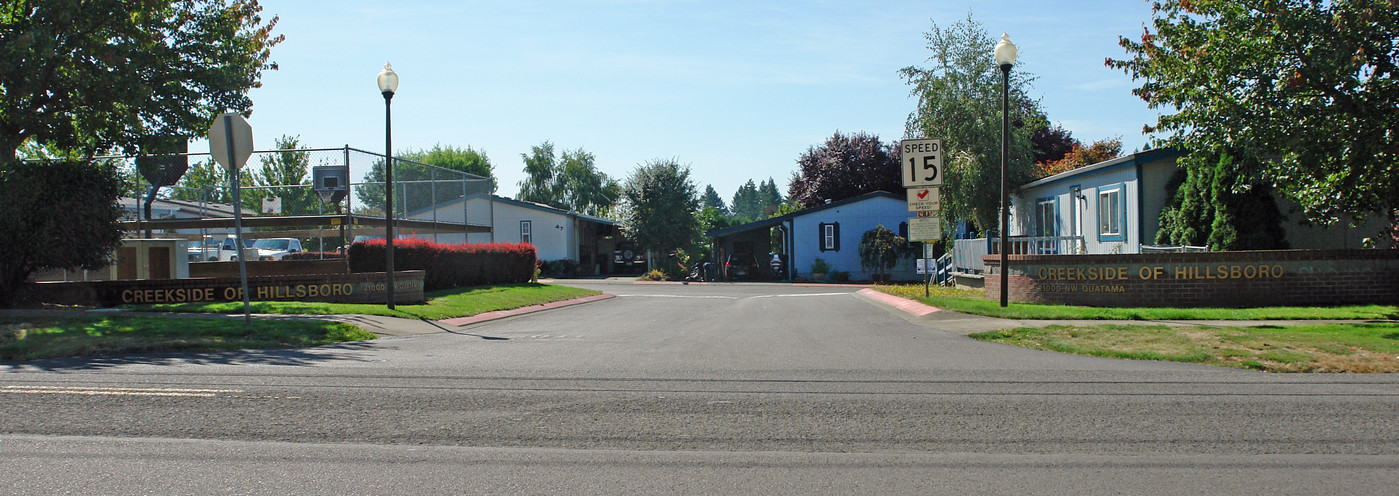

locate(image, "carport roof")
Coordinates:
706 191 901 238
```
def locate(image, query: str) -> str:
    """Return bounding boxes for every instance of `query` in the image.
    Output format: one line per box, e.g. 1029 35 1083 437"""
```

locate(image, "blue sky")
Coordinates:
235 0 1161 203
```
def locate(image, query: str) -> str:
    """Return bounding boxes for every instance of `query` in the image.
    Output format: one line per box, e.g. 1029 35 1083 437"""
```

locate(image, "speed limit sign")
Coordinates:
900 138 943 188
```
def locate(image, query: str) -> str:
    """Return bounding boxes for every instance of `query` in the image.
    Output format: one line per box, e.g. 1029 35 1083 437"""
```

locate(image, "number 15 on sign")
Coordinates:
900 138 943 188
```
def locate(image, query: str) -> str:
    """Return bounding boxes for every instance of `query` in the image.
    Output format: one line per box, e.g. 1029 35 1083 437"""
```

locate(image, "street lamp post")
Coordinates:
378 62 399 309
994 34 1017 308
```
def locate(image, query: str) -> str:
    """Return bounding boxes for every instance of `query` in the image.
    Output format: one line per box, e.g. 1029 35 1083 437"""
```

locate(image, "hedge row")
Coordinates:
348 239 536 290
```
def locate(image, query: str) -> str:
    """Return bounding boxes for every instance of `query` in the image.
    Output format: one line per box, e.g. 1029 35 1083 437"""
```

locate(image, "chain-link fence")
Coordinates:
34 145 493 254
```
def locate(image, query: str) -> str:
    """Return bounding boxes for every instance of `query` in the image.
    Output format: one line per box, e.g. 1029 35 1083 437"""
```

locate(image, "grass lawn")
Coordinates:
970 323 1399 373
125 283 602 321
0 316 373 362
873 284 1399 320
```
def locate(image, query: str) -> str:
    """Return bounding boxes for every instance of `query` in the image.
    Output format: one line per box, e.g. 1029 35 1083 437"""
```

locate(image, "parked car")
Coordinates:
725 253 759 281
613 242 646 273
217 237 257 261
253 238 303 261
187 236 222 262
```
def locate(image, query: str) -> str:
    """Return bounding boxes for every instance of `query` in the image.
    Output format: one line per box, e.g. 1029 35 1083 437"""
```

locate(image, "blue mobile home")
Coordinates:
708 191 916 281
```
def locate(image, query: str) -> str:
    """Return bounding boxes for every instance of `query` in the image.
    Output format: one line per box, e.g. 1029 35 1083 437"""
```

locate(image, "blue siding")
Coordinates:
790 196 916 281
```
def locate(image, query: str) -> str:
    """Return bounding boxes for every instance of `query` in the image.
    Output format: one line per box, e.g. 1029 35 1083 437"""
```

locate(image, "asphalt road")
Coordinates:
4 280 1398 494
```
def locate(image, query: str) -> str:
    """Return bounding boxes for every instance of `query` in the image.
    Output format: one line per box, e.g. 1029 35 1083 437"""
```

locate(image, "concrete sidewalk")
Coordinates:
854 289 1390 336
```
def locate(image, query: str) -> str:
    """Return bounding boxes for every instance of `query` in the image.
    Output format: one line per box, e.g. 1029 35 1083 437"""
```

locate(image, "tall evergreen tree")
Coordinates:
700 184 728 216
757 178 784 215
731 180 761 222
1206 154 1289 251
1156 151 1288 250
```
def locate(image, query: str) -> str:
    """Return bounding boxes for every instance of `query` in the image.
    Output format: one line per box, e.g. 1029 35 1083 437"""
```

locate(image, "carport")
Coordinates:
706 217 788 280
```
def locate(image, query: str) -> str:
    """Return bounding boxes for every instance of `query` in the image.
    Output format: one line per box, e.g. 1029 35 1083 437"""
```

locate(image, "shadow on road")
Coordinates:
0 340 380 372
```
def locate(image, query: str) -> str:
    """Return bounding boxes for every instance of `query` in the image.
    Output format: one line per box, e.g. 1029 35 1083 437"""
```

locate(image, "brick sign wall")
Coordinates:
25 271 426 307
984 250 1399 307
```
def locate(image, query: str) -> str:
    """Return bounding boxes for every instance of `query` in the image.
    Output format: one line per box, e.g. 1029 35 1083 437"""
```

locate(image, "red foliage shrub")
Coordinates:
348 238 536 290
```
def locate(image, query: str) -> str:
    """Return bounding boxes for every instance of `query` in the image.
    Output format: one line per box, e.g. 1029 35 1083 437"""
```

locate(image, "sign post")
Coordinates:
208 113 254 324
903 138 946 297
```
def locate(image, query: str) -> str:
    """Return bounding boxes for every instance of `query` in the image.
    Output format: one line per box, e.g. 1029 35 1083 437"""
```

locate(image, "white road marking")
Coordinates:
2 385 241 398
611 295 738 300
744 293 852 300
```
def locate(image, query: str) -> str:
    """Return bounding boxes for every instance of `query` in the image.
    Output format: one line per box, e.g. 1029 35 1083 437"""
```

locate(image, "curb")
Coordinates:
437 293 615 327
856 288 941 317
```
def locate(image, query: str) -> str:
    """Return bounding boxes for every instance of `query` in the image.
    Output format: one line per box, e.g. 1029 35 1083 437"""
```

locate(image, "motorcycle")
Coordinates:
687 260 713 282
769 253 784 280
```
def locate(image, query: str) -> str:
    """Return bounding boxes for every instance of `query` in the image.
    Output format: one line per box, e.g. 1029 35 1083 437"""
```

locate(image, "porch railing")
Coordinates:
951 236 1086 275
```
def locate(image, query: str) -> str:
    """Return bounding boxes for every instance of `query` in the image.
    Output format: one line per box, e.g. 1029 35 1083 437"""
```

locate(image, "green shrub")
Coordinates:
829 270 850 283
810 257 831 274
640 269 667 281
536 259 577 278
2 160 124 307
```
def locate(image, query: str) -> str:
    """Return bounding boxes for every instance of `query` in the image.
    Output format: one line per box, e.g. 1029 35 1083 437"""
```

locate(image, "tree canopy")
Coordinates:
243 135 317 215
516 141 617 215
901 13 1043 233
788 131 901 209
0 160 124 306
356 143 495 215
0 0 282 162
858 225 911 279
1036 137 1123 178
1107 0 1398 226
620 158 699 263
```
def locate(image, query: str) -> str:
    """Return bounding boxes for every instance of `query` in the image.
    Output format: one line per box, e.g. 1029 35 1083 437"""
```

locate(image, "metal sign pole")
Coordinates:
225 116 252 325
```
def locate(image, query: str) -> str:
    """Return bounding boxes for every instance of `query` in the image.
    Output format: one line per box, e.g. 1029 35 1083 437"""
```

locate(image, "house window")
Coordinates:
1036 198 1057 237
819 222 839 251
1098 187 1123 241
520 220 532 245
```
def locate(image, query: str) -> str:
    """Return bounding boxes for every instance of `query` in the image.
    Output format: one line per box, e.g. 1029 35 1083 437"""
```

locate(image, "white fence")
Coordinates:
952 236 1086 275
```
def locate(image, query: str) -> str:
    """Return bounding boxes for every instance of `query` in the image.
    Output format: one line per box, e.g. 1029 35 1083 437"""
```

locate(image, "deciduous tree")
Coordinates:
1107 0 1399 231
0 0 282 161
0 160 124 306
787 131 901 209
356 143 495 215
901 13 1043 232
620 158 698 270
858 225 910 281
1037 137 1123 177
516 141 616 215
244 135 316 215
